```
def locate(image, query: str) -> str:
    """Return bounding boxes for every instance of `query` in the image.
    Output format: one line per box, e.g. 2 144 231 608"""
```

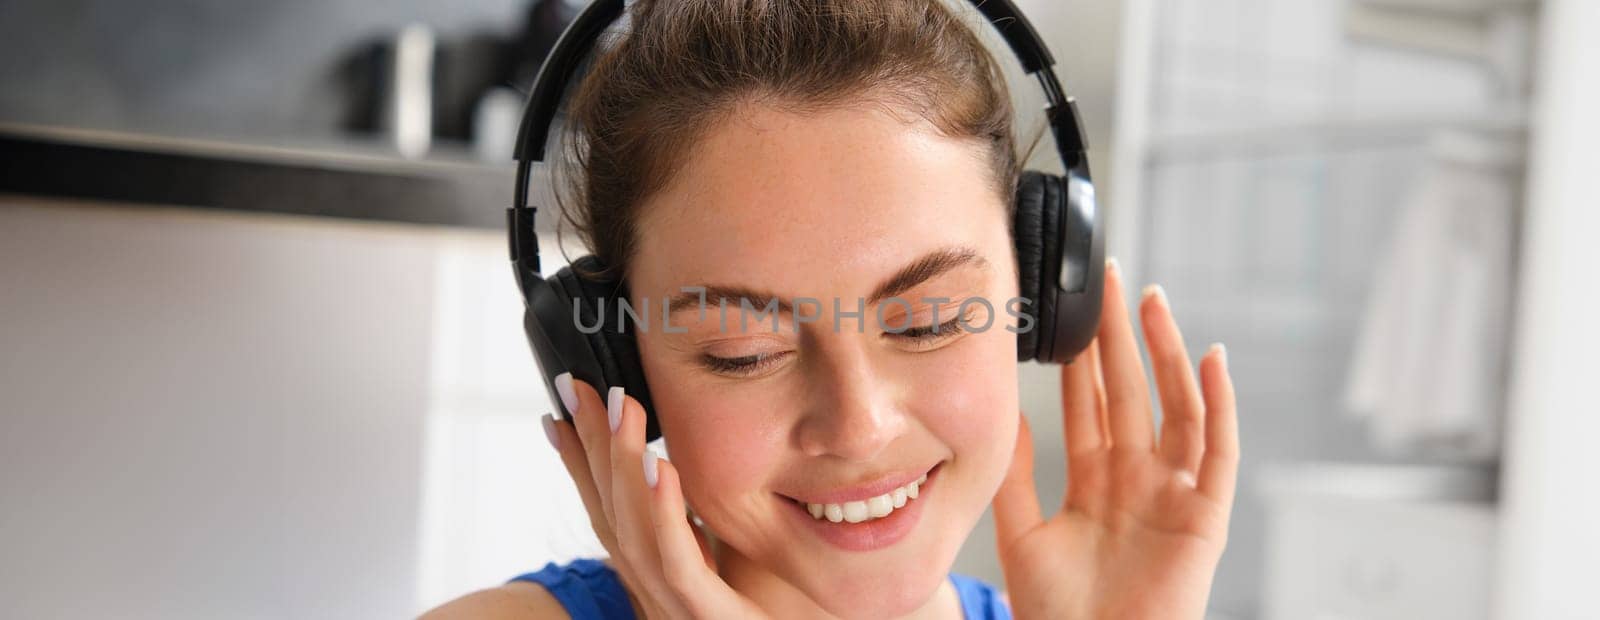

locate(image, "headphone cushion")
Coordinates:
1012 170 1049 361
1034 172 1064 363
553 256 659 439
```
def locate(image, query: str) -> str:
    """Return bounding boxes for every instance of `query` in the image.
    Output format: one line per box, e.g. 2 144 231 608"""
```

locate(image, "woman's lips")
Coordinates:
779 462 942 552
778 462 941 505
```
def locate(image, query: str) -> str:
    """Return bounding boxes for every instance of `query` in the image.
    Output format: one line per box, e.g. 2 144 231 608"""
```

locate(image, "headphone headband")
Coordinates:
510 0 1089 228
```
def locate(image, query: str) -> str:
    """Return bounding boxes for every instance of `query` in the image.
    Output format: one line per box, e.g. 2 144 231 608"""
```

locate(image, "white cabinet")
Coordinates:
1259 464 1497 620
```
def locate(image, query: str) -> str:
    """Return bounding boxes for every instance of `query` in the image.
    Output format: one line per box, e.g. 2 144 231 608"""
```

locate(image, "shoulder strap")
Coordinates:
508 559 638 620
948 572 1014 620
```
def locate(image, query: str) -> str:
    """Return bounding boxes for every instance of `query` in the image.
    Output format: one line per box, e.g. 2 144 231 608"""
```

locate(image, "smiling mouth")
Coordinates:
781 462 942 525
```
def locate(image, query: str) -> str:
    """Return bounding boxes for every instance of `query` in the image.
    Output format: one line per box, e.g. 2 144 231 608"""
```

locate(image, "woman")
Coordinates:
426 0 1237 618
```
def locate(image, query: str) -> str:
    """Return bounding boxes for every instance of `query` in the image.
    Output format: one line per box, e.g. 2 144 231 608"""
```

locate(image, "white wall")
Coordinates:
1493 0 1600 617
0 197 602 618
0 199 416 617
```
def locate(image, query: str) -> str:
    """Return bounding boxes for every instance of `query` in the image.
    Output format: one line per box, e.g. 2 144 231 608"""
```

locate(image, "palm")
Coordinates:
993 263 1239 620
1003 449 1229 619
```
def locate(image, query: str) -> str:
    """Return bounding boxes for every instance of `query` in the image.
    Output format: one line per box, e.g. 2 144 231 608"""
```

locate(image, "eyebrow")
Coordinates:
664 246 989 317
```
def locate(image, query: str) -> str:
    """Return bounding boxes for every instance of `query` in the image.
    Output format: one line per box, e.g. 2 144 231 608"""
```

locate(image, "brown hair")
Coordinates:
551 0 1045 281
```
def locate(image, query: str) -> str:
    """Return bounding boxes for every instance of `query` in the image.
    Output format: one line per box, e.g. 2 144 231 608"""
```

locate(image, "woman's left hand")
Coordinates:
992 259 1239 620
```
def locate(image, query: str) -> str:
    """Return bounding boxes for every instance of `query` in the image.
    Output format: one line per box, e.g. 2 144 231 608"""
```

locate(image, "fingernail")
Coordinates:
541 413 560 451
1107 256 1121 276
607 385 625 434
1212 342 1228 366
554 372 578 418
643 448 660 489
1141 283 1167 305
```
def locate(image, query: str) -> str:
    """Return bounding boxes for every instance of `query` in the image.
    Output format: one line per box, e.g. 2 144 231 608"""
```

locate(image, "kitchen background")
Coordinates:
2 0 1596 618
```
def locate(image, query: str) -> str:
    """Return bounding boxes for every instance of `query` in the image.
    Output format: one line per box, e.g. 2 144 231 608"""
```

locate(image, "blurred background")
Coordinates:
1 0 1595 618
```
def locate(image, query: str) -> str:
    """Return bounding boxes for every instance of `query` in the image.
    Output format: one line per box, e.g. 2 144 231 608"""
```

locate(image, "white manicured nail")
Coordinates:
554 372 578 419
643 449 659 489
540 413 559 451
1142 283 1167 305
608 386 625 434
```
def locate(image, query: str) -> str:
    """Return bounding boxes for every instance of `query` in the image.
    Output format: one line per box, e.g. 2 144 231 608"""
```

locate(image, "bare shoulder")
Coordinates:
418 581 569 619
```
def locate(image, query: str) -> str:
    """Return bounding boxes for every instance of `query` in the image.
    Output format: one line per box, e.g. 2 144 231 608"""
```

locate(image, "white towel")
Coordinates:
1344 129 1521 460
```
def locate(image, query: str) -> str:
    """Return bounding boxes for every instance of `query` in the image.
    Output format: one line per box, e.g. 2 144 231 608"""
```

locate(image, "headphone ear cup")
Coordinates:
554 256 660 442
1012 170 1062 363
1049 169 1105 364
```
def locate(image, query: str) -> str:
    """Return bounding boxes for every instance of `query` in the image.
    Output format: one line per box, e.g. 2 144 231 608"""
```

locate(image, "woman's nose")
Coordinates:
795 340 908 461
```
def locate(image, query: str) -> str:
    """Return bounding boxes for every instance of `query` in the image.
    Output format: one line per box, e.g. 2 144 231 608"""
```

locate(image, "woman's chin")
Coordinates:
777 525 967 619
800 564 950 620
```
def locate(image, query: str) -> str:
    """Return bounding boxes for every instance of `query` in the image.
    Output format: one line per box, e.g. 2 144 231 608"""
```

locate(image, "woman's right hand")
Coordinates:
542 374 769 620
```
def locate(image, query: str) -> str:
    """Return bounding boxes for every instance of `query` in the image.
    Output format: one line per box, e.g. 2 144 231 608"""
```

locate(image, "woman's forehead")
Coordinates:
631 103 1005 298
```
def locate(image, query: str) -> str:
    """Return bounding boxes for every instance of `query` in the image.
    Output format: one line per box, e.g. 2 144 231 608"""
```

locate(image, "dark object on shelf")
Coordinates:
334 0 579 145
508 0 584 89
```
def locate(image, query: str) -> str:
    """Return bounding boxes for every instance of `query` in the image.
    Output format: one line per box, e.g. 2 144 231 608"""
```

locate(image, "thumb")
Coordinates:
992 411 1044 551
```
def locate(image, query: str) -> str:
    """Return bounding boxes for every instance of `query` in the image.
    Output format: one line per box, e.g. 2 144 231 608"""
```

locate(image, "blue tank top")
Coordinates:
509 558 1012 619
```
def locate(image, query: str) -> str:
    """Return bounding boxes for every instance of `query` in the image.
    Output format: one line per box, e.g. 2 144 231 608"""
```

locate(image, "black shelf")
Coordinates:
0 123 517 230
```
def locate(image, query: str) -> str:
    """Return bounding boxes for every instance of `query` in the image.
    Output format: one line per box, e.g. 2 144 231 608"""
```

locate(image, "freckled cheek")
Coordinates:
908 330 1019 464
654 383 787 529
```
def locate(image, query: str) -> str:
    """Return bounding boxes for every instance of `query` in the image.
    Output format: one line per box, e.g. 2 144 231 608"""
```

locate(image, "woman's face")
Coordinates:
628 100 1021 618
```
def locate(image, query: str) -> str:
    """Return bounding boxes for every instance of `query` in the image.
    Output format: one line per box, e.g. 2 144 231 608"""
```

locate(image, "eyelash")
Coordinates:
698 311 969 376
700 351 789 376
893 313 968 341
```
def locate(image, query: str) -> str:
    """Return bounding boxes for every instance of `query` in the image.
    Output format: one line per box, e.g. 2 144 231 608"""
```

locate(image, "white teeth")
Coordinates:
867 494 893 518
842 501 869 523
802 472 930 523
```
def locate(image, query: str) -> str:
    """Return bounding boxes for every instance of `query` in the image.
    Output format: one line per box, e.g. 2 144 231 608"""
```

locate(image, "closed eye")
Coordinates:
699 350 791 377
699 308 972 377
889 314 967 341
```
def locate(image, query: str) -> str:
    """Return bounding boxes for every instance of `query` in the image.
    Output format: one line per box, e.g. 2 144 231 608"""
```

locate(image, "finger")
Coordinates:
1060 336 1106 456
1098 259 1155 451
1197 344 1239 506
688 511 715 572
992 412 1044 552
561 374 618 528
649 455 753 619
1086 339 1111 447
1140 285 1206 473
546 413 620 553
606 387 679 611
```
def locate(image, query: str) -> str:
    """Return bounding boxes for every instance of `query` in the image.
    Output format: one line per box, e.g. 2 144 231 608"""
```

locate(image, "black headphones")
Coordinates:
509 0 1103 441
